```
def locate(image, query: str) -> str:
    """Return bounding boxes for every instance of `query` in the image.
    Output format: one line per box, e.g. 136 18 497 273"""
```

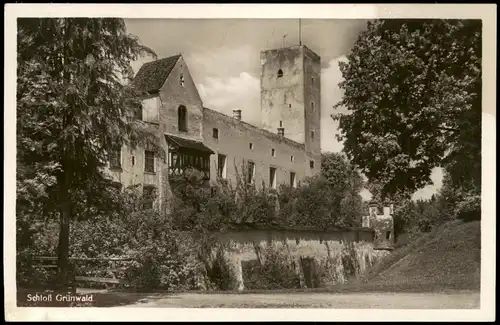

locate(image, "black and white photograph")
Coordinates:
4 3 496 322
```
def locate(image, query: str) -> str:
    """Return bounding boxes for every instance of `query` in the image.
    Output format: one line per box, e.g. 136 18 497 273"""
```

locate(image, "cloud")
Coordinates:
199 71 261 125
320 55 348 153
412 167 444 200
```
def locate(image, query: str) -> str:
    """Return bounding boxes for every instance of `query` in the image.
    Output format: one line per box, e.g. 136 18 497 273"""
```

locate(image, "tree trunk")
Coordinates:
57 168 71 288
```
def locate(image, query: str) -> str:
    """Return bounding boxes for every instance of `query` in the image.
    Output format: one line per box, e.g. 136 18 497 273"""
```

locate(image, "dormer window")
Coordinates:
277 69 283 78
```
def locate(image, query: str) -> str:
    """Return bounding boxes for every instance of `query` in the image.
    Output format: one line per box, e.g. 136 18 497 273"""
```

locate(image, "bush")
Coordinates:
204 247 234 291
242 244 300 290
455 194 481 222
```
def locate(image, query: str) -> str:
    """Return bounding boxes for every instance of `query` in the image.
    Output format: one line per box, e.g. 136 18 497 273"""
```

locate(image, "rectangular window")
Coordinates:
290 155 295 162
290 172 296 188
309 160 315 169
271 148 276 157
109 146 121 169
249 143 253 150
142 185 156 210
213 128 219 139
311 130 315 140
131 156 135 166
217 154 227 179
247 161 255 184
269 167 277 189
145 150 155 173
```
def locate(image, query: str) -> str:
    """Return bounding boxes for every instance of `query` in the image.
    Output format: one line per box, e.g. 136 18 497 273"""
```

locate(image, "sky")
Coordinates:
124 18 443 200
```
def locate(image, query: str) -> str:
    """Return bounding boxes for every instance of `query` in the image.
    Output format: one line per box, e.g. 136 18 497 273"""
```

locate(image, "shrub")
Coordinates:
341 242 361 280
242 244 300 290
455 194 481 222
204 247 234 291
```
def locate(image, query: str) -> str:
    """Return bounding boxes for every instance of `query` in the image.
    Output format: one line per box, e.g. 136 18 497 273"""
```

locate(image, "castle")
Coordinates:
105 44 322 211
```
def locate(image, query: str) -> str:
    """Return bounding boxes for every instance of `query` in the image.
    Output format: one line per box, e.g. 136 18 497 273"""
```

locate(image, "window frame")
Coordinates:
269 167 277 189
142 185 156 210
217 153 227 179
109 146 122 169
144 150 155 173
246 161 255 185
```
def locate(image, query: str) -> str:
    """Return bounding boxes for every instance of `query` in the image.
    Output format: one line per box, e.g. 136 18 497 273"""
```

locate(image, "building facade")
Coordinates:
104 44 323 210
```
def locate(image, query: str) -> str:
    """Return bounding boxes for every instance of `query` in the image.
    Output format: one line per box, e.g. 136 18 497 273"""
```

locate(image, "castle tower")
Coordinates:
260 45 321 156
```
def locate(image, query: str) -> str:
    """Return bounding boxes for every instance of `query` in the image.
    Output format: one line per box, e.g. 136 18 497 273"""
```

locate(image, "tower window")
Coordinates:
279 121 283 127
249 142 253 150
311 130 315 140
311 102 315 112
311 77 315 84
277 69 283 78
271 148 276 157
290 155 295 162
309 160 315 169
178 105 187 131
213 128 219 139
131 156 135 166
288 104 291 108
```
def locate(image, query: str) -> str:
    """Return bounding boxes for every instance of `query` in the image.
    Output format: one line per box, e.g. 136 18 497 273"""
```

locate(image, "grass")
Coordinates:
362 219 481 291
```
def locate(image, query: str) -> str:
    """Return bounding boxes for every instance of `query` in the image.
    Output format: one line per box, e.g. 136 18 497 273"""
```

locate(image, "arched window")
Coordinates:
277 69 283 78
178 105 187 131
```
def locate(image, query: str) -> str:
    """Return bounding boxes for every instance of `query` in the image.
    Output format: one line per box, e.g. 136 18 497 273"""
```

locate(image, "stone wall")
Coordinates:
207 228 390 291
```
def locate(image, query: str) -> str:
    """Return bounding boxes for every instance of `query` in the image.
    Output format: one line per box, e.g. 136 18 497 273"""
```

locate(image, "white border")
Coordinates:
4 3 496 322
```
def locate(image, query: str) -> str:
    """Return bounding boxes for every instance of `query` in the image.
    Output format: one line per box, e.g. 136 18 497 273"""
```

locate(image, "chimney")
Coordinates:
277 127 284 136
232 109 241 120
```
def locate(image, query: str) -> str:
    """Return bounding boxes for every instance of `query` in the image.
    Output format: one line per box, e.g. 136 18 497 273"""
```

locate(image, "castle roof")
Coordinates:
132 54 181 94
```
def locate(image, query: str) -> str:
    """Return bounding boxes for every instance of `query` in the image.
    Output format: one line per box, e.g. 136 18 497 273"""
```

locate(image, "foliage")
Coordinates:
204 247 234 291
242 244 300 290
277 153 365 229
16 17 160 284
170 165 278 231
333 19 481 198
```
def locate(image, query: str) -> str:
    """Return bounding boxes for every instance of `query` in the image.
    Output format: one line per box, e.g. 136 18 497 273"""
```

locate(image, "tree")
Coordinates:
17 18 158 286
321 152 366 226
277 153 366 229
333 19 481 198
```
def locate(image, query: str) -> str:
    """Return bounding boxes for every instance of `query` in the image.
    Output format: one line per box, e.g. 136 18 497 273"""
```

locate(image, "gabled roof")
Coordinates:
165 134 214 154
132 55 181 94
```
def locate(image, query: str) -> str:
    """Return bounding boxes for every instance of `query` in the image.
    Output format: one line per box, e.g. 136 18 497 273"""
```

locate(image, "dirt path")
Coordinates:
120 291 480 308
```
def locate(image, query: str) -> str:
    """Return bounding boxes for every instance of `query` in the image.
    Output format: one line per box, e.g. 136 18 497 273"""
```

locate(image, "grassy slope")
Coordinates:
363 220 481 291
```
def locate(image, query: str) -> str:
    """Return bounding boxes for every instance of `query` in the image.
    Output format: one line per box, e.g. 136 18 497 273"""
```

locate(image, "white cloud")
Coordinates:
412 167 444 200
320 55 347 153
198 71 261 125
